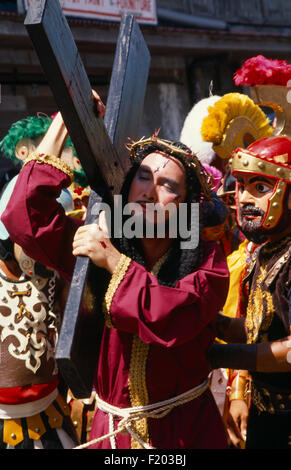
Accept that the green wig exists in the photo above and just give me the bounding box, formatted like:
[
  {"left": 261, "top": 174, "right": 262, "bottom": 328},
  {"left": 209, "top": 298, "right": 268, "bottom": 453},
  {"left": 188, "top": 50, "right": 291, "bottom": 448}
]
[{"left": 0, "top": 115, "right": 88, "bottom": 186}]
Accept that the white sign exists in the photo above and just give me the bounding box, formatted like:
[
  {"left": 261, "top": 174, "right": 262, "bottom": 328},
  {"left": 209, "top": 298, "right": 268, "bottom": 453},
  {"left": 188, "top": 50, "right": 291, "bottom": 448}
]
[{"left": 24, "top": 0, "right": 157, "bottom": 25}]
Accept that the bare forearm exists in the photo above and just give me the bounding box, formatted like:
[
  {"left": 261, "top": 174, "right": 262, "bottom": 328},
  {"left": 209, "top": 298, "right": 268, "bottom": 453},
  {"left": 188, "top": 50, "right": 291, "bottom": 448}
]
[
  {"left": 35, "top": 90, "right": 105, "bottom": 158},
  {"left": 104, "top": 247, "right": 122, "bottom": 275},
  {"left": 256, "top": 336, "right": 291, "bottom": 372},
  {"left": 37, "top": 111, "right": 68, "bottom": 157}
]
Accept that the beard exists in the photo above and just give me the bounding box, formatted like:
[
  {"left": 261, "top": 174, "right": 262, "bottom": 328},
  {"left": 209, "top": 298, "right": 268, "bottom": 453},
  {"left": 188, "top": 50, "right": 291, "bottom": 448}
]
[{"left": 237, "top": 204, "right": 268, "bottom": 244}]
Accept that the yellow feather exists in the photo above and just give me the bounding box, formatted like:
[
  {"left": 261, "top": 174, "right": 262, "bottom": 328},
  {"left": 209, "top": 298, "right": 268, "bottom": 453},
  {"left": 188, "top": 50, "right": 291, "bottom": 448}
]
[{"left": 201, "top": 93, "right": 273, "bottom": 145}]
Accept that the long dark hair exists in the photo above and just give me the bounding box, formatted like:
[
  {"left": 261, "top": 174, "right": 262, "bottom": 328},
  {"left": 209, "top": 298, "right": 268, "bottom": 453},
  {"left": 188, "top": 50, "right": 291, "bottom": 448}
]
[{"left": 111, "top": 138, "right": 213, "bottom": 286}]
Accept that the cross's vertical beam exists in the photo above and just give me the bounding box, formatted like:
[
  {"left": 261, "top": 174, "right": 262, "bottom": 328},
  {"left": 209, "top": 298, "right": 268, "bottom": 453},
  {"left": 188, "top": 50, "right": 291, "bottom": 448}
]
[
  {"left": 105, "top": 14, "right": 150, "bottom": 168},
  {"left": 25, "top": 0, "right": 124, "bottom": 194}
]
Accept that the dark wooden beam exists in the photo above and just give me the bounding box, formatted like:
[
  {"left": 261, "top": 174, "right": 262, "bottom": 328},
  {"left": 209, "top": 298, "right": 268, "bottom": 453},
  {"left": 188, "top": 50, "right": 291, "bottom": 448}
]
[
  {"left": 24, "top": 0, "right": 150, "bottom": 398},
  {"left": 24, "top": 0, "right": 124, "bottom": 195}
]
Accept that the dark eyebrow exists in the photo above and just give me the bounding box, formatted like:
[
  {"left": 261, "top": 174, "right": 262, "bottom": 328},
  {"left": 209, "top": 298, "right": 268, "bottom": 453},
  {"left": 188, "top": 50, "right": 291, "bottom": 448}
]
[
  {"left": 249, "top": 176, "right": 274, "bottom": 185},
  {"left": 236, "top": 176, "right": 274, "bottom": 185}
]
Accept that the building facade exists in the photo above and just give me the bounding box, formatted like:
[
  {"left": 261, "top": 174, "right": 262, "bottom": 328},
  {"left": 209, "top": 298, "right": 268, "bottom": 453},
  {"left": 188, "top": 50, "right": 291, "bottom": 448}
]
[{"left": 0, "top": 0, "right": 291, "bottom": 145}]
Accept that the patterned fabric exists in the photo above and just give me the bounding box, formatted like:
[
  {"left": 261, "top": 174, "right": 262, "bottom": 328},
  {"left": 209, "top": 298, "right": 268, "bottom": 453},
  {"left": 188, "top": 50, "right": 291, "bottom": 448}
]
[
  {"left": 0, "top": 269, "right": 60, "bottom": 381},
  {"left": 245, "top": 235, "right": 291, "bottom": 347},
  {"left": 0, "top": 394, "right": 77, "bottom": 449},
  {"left": 242, "top": 234, "right": 291, "bottom": 448}
]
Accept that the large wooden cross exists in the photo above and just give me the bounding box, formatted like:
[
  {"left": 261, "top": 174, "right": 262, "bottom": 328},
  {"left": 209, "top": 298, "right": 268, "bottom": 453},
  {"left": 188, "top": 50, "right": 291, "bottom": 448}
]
[{"left": 24, "top": 0, "right": 150, "bottom": 398}]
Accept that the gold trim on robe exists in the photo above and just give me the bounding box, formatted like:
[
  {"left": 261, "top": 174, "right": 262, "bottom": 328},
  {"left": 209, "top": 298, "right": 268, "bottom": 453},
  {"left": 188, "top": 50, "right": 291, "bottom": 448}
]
[
  {"left": 128, "top": 251, "right": 170, "bottom": 449},
  {"left": 102, "top": 250, "right": 170, "bottom": 449},
  {"left": 103, "top": 254, "right": 132, "bottom": 328},
  {"left": 24, "top": 152, "right": 74, "bottom": 182}
]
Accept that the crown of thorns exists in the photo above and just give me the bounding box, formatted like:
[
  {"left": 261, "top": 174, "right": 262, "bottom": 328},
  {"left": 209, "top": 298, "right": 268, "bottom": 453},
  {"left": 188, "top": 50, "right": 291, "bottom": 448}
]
[{"left": 126, "top": 134, "right": 214, "bottom": 201}]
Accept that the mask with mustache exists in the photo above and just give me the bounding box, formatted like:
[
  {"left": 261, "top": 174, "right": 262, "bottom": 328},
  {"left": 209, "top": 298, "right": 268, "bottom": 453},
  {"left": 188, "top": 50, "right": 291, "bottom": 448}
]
[{"left": 237, "top": 204, "right": 268, "bottom": 244}]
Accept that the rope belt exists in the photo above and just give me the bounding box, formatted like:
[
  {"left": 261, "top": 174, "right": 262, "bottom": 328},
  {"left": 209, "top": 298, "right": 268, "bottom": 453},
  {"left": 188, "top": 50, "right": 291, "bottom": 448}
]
[{"left": 74, "top": 376, "right": 210, "bottom": 450}]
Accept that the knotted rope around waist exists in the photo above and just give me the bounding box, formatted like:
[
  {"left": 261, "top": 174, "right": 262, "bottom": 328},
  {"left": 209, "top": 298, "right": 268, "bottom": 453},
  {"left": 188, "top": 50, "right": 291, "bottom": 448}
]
[{"left": 74, "top": 376, "right": 210, "bottom": 449}]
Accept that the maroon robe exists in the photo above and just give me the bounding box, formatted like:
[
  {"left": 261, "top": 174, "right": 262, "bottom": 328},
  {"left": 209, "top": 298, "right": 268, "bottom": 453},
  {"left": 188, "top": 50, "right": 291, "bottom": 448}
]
[{"left": 2, "top": 160, "right": 229, "bottom": 449}]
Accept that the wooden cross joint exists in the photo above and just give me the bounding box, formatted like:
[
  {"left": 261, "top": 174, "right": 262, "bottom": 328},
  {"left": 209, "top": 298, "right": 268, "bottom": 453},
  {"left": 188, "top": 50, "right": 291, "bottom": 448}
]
[{"left": 24, "top": 0, "right": 150, "bottom": 398}]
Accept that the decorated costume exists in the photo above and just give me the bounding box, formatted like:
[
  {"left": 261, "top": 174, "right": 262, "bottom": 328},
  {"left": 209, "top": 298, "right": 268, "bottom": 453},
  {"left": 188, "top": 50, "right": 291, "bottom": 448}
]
[
  {"left": 0, "top": 177, "right": 78, "bottom": 449},
  {"left": 229, "top": 136, "right": 291, "bottom": 448},
  {"left": 209, "top": 135, "right": 291, "bottom": 449},
  {"left": 205, "top": 57, "right": 291, "bottom": 448},
  {"left": 181, "top": 92, "right": 274, "bottom": 428},
  {"left": 2, "top": 136, "right": 230, "bottom": 449}
]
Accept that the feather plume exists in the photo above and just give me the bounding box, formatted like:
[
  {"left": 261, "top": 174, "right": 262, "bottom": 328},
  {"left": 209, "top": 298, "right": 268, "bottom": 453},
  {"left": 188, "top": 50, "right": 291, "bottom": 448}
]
[
  {"left": 180, "top": 96, "right": 221, "bottom": 164},
  {"left": 201, "top": 93, "right": 273, "bottom": 145},
  {"left": 234, "top": 55, "right": 291, "bottom": 86}
]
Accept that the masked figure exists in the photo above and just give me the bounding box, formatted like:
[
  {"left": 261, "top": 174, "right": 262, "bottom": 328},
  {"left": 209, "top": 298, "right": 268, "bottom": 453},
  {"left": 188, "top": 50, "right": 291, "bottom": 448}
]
[{"left": 209, "top": 134, "right": 291, "bottom": 449}]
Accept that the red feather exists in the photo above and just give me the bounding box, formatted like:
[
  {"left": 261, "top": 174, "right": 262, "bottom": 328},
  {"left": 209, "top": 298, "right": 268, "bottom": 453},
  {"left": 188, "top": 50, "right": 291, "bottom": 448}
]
[{"left": 234, "top": 55, "right": 291, "bottom": 86}]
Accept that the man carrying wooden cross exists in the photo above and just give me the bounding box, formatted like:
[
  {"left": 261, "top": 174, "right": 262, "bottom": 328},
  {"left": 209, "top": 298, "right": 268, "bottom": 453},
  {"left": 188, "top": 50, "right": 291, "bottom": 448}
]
[{"left": 2, "top": 94, "right": 232, "bottom": 448}]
